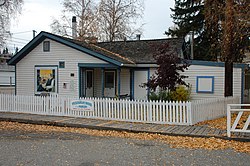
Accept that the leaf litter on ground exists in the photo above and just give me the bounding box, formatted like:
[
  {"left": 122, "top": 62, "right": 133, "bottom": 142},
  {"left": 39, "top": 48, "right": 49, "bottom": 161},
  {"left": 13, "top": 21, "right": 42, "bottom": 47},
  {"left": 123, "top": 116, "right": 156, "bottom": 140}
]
[
  {"left": 196, "top": 112, "right": 250, "bottom": 130},
  {"left": 0, "top": 121, "right": 249, "bottom": 154}
]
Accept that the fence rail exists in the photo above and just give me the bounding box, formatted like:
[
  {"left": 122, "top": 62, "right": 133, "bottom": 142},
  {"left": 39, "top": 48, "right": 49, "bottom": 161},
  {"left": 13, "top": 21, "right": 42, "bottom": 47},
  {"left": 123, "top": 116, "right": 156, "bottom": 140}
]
[
  {"left": 0, "top": 94, "right": 240, "bottom": 126},
  {"left": 227, "top": 104, "right": 250, "bottom": 137}
]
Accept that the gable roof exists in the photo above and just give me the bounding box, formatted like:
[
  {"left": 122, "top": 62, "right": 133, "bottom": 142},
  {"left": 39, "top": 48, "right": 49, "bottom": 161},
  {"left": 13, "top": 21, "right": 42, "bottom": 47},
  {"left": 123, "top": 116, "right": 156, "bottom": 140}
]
[
  {"left": 8, "top": 31, "right": 133, "bottom": 66},
  {"left": 8, "top": 31, "right": 184, "bottom": 66},
  {"left": 66, "top": 38, "right": 135, "bottom": 64},
  {"left": 96, "top": 38, "right": 184, "bottom": 64}
]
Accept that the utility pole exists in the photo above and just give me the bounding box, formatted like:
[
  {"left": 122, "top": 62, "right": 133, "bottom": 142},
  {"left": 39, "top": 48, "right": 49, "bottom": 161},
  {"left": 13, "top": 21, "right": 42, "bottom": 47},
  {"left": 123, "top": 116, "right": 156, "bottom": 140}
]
[{"left": 190, "top": 31, "right": 194, "bottom": 60}]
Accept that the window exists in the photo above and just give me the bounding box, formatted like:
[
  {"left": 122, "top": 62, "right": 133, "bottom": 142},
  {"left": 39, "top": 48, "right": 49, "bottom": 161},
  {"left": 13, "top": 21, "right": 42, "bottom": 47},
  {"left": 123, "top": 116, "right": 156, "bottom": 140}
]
[
  {"left": 43, "top": 41, "right": 50, "bottom": 52},
  {"left": 59, "top": 61, "right": 65, "bottom": 68},
  {"left": 105, "top": 71, "right": 115, "bottom": 88},
  {"left": 35, "top": 66, "right": 57, "bottom": 94},
  {"left": 196, "top": 76, "right": 214, "bottom": 93},
  {"left": 86, "top": 70, "right": 93, "bottom": 88}
]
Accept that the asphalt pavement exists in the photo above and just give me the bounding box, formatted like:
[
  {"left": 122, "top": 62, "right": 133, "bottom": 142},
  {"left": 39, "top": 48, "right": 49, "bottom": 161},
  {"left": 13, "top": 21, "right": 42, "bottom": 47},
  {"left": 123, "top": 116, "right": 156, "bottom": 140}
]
[{"left": 0, "top": 129, "right": 250, "bottom": 166}]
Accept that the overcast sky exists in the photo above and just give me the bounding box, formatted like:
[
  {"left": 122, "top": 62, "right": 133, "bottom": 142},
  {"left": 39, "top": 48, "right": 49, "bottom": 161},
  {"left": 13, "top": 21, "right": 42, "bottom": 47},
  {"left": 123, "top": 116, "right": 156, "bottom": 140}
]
[{"left": 8, "top": 0, "right": 175, "bottom": 52}]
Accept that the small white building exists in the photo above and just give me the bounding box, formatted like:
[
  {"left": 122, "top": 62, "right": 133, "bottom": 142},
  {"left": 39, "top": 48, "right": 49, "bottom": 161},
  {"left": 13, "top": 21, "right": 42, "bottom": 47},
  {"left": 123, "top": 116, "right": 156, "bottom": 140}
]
[
  {"left": 8, "top": 31, "right": 246, "bottom": 102},
  {"left": 0, "top": 53, "right": 15, "bottom": 94}
]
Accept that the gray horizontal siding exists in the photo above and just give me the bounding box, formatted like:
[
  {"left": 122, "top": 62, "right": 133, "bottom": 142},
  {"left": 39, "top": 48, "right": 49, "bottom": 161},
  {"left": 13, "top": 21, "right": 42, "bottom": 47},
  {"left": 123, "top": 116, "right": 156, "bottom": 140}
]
[
  {"left": 147, "top": 65, "right": 242, "bottom": 101},
  {"left": 185, "top": 65, "right": 242, "bottom": 100},
  {"left": 16, "top": 39, "right": 107, "bottom": 96}
]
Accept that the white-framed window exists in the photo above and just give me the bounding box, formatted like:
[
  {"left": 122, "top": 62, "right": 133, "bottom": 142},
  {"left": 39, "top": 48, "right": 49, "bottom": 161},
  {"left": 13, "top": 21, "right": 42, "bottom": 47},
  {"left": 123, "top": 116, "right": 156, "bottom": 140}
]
[{"left": 35, "top": 66, "right": 57, "bottom": 94}]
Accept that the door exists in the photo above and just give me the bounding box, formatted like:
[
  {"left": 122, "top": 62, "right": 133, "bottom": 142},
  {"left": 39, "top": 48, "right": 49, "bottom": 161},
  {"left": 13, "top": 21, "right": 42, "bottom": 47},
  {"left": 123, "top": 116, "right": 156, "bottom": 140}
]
[
  {"left": 244, "top": 72, "right": 250, "bottom": 103},
  {"left": 104, "top": 71, "right": 116, "bottom": 97},
  {"left": 134, "top": 70, "right": 148, "bottom": 100},
  {"left": 85, "top": 70, "right": 93, "bottom": 97}
]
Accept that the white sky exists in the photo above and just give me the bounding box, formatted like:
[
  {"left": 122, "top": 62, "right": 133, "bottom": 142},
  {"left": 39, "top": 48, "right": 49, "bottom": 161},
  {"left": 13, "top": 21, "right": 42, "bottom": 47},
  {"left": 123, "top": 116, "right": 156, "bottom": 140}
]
[{"left": 7, "top": 0, "right": 175, "bottom": 52}]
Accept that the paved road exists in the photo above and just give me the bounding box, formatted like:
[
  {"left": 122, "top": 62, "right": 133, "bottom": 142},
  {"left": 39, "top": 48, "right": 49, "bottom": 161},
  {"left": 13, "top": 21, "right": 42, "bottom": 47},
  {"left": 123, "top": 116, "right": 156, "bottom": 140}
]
[{"left": 0, "top": 130, "right": 249, "bottom": 166}]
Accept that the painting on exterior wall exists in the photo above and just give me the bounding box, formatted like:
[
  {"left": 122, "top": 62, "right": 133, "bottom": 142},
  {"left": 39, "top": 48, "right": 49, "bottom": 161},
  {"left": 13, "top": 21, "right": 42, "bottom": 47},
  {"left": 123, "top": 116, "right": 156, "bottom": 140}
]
[{"left": 35, "top": 66, "right": 57, "bottom": 94}]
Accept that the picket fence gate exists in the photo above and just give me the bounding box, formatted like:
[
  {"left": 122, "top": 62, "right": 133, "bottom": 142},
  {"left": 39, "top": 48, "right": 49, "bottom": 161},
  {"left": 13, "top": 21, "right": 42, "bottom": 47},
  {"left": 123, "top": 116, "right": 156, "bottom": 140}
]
[
  {"left": 227, "top": 104, "right": 250, "bottom": 137},
  {"left": 0, "top": 94, "right": 240, "bottom": 125}
]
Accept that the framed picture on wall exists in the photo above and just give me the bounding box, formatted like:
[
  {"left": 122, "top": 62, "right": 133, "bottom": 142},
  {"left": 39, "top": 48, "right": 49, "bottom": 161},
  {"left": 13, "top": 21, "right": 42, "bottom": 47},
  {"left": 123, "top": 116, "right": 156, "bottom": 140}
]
[{"left": 35, "top": 66, "right": 57, "bottom": 94}]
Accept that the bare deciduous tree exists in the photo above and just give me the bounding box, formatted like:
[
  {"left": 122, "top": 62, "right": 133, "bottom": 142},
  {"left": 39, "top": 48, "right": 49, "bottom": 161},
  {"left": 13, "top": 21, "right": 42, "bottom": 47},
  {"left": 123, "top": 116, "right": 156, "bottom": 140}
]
[
  {"left": 51, "top": 0, "right": 144, "bottom": 42},
  {"left": 0, "top": 0, "right": 23, "bottom": 47},
  {"left": 97, "top": 0, "right": 144, "bottom": 41},
  {"left": 51, "top": 0, "right": 98, "bottom": 41}
]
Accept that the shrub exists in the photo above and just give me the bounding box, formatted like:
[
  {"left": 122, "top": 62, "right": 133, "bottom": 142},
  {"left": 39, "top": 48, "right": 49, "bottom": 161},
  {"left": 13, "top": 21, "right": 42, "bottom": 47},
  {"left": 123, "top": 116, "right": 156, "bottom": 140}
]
[
  {"left": 149, "top": 91, "right": 160, "bottom": 101},
  {"left": 149, "top": 85, "right": 191, "bottom": 101},
  {"left": 149, "top": 90, "right": 171, "bottom": 101},
  {"left": 171, "top": 85, "right": 191, "bottom": 101}
]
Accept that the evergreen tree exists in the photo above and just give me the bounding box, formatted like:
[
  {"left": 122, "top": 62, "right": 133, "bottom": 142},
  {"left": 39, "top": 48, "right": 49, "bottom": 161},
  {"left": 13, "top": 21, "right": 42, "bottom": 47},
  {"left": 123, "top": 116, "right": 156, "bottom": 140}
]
[
  {"left": 168, "top": 0, "right": 249, "bottom": 63},
  {"left": 166, "top": 0, "right": 224, "bottom": 61},
  {"left": 166, "top": 0, "right": 215, "bottom": 60}
]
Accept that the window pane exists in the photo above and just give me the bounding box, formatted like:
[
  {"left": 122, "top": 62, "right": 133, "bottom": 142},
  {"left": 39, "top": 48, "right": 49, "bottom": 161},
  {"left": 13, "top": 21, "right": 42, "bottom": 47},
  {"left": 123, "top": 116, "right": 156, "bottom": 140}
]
[
  {"left": 86, "top": 71, "right": 92, "bottom": 88},
  {"left": 59, "top": 61, "right": 65, "bottom": 68},
  {"left": 105, "top": 72, "right": 114, "bottom": 88},
  {"left": 43, "top": 41, "right": 50, "bottom": 52}
]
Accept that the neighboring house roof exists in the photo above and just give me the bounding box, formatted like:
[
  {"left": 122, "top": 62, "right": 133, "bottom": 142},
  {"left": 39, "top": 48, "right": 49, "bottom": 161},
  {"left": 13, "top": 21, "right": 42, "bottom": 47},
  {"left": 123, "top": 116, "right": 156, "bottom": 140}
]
[
  {"left": 8, "top": 31, "right": 184, "bottom": 66},
  {"left": 0, "top": 64, "right": 15, "bottom": 72},
  {"left": 97, "top": 38, "right": 185, "bottom": 64}
]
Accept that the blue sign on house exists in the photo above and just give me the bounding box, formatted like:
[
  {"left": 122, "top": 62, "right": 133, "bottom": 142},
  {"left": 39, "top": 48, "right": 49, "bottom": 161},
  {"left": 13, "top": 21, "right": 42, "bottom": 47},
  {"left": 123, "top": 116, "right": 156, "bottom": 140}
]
[{"left": 70, "top": 100, "right": 94, "bottom": 111}]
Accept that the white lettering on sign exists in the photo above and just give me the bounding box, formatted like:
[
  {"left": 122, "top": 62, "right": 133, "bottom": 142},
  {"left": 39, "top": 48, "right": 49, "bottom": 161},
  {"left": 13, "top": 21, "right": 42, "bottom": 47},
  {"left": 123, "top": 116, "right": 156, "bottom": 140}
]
[{"left": 70, "top": 99, "right": 94, "bottom": 111}]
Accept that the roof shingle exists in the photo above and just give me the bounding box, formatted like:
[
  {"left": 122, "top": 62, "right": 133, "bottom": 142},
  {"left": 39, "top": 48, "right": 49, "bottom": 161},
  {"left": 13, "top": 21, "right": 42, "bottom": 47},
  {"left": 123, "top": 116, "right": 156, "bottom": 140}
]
[{"left": 96, "top": 38, "right": 184, "bottom": 64}]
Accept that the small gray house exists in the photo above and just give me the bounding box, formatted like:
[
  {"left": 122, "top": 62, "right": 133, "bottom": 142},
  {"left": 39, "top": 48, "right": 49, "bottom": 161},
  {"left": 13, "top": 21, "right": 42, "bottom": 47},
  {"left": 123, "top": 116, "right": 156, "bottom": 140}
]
[{"left": 8, "top": 31, "right": 246, "bottom": 102}]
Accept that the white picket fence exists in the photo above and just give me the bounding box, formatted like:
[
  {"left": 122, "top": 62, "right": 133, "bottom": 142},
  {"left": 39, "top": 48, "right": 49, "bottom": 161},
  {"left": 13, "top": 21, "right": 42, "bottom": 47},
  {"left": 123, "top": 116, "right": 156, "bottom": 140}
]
[
  {"left": 0, "top": 94, "right": 240, "bottom": 125},
  {"left": 191, "top": 97, "right": 240, "bottom": 124}
]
